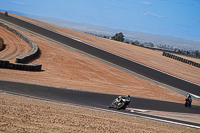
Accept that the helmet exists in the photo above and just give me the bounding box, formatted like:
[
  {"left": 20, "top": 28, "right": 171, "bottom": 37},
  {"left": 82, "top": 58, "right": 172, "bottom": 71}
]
[{"left": 127, "top": 95, "right": 130, "bottom": 98}]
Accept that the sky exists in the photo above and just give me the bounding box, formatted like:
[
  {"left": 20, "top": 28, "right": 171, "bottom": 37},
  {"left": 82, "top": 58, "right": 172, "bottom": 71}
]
[{"left": 0, "top": 0, "right": 200, "bottom": 42}]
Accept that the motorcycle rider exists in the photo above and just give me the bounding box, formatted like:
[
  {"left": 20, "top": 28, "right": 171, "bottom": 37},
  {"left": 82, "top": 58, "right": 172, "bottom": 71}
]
[
  {"left": 185, "top": 93, "right": 192, "bottom": 108},
  {"left": 5, "top": 11, "right": 8, "bottom": 16},
  {"left": 117, "top": 95, "right": 130, "bottom": 104},
  {"left": 108, "top": 95, "right": 130, "bottom": 109}
]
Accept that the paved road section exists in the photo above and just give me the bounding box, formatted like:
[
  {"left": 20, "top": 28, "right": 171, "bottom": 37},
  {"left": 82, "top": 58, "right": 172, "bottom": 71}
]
[
  {"left": 0, "top": 80, "right": 200, "bottom": 127},
  {"left": 1, "top": 80, "right": 200, "bottom": 114},
  {"left": 0, "top": 13, "right": 199, "bottom": 96}
]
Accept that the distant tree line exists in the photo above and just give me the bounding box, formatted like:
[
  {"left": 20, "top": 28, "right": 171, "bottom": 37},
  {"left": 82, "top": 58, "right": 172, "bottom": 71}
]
[
  {"left": 86, "top": 31, "right": 200, "bottom": 58},
  {"left": 111, "top": 32, "right": 124, "bottom": 42}
]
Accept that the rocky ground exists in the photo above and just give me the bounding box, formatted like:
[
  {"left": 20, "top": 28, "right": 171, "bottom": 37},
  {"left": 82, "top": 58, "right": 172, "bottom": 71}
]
[{"left": 0, "top": 11, "right": 200, "bottom": 132}]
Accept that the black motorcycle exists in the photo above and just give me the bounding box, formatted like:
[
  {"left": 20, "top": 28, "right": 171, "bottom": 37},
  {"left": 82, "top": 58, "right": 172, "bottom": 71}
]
[
  {"left": 185, "top": 99, "right": 192, "bottom": 108},
  {"left": 185, "top": 94, "right": 192, "bottom": 108},
  {"left": 108, "top": 96, "right": 130, "bottom": 110}
]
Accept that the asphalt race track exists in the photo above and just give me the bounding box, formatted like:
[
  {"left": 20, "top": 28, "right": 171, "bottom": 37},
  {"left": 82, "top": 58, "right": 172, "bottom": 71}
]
[
  {"left": 0, "top": 13, "right": 200, "bottom": 127},
  {"left": 0, "top": 80, "right": 200, "bottom": 127},
  {"left": 0, "top": 13, "right": 199, "bottom": 96},
  {"left": 1, "top": 80, "right": 200, "bottom": 114}
]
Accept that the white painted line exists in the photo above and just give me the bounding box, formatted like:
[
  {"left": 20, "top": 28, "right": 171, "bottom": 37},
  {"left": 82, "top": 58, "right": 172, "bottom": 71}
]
[
  {"left": 136, "top": 114, "right": 200, "bottom": 129},
  {"left": 190, "top": 93, "right": 200, "bottom": 99},
  {"left": 126, "top": 108, "right": 149, "bottom": 112},
  {"left": 72, "top": 38, "right": 82, "bottom": 42}
]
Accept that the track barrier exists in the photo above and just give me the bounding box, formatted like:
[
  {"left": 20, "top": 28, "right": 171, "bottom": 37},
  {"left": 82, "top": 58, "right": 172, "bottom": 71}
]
[
  {"left": 0, "top": 37, "right": 5, "bottom": 51},
  {"left": 0, "top": 21, "right": 42, "bottom": 71},
  {"left": 163, "top": 52, "right": 200, "bottom": 68},
  {"left": 0, "top": 60, "right": 42, "bottom": 71}
]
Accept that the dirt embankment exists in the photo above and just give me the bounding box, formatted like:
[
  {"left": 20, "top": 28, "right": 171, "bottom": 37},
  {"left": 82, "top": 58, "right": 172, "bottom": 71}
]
[
  {"left": 0, "top": 26, "right": 31, "bottom": 63},
  {"left": 0, "top": 36, "right": 4, "bottom": 51}
]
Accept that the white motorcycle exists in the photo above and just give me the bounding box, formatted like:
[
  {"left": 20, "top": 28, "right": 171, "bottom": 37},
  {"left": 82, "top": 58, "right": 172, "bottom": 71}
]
[{"left": 108, "top": 95, "right": 130, "bottom": 110}]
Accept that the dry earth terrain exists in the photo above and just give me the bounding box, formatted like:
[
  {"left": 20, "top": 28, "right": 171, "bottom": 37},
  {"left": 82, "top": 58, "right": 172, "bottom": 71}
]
[
  {"left": 0, "top": 36, "right": 4, "bottom": 51},
  {"left": 0, "top": 12, "right": 200, "bottom": 132},
  {"left": 0, "top": 26, "right": 31, "bottom": 63}
]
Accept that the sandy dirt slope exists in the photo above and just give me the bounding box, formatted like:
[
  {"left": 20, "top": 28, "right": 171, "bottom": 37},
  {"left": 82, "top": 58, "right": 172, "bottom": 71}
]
[
  {"left": 0, "top": 26, "right": 31, "bottom": 63},
  {"left": 8, "top": 12, "right": 200, "bottom": 85},
  {"left": 0, "top": 36, "right": 4, "bottom": 50},
  {"left": 1, "top": 93, "right": 199, "bottom": 133}
]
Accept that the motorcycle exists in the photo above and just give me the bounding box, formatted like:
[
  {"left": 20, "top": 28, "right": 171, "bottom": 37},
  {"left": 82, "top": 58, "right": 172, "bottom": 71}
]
[
  {"left": 5, "top": 11, "right": 8, "bottom": 16},
  {"left": 108, "top": 96, "right": 130, "bottom": 110},
  {"left": 185, "top": 94, "right": 192, "bottom": 108},
  {"left": 185, "top": 99, "right": 192, "bottom": 108}
]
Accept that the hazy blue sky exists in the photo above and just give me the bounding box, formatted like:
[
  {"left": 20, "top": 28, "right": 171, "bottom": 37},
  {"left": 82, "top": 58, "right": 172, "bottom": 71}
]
[{"left": 0, "top": 0, "right": 200, "bottom": 42}]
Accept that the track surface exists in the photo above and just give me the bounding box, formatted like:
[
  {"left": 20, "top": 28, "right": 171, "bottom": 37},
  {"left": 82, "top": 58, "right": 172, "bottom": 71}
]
[
  {"left": 1, "top": 80, "right": 200, "bottom": 114},
  {"left": 1, "top": 80, "right": 200, "bottom": 127},
  {"left": 0, "top": 13, "right": 199, "bottom": 96}
]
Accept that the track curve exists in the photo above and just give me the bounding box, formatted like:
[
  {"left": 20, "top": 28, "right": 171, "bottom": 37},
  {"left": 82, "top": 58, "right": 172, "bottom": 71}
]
[
  {"left": 0, "top": 13, "right": 199, "bottom": 96},
  {"left": 0, "top": 26, "right": 31, "bottom": 62},
  {"left": 0, "top": 80, "right": 200, "bottom": 127},
  {"left": 1, "top": 80, "right": 200, "bottom": 114}
]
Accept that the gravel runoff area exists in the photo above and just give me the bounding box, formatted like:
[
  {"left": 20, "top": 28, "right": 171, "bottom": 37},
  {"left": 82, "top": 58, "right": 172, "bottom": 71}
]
[
  {"left": 0, "top": 11, "right": 200, "bottom": 132},
  {"left": 1, "top": 93, "right": 200, "bottom": 133}
]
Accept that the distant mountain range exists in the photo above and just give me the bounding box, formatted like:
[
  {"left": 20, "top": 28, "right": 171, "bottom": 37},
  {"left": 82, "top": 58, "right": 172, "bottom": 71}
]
[
  {"left": 27, "top": 15, "right": 200, "bottom": 51},
  {"left": 3, "top": 10, "right": 200, "bottom": 51}
]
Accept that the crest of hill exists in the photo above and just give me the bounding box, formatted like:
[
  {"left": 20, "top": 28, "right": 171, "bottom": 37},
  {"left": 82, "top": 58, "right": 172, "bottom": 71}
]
[{"left": 25, "top": 14, "right": 200, "bottom": 51}]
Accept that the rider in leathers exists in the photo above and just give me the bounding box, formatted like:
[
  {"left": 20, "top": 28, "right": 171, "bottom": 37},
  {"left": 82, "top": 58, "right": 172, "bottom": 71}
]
[
  {"left": 112, "top": 95, "right": 130, "bottom": 108},
  {"left": 185, "top": 94, "right": 192, "bottom": 107}
]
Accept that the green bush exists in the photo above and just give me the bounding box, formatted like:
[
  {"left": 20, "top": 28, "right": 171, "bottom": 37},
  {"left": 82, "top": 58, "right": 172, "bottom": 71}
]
[{"left": 111, "top": 32, "right": 125, "bottom": 42}]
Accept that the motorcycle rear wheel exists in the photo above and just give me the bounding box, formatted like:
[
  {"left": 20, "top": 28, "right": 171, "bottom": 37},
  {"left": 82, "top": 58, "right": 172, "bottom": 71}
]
[{"left": 116, "top": 102, "right": 125, "bottom": 110}]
